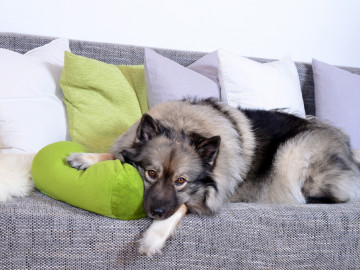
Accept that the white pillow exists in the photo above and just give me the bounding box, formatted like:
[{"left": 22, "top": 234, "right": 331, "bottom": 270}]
[
  {"left": 0, "top": 38, "right": 70, "bottom": 154},
  {"left": 218, "top": 49, "right": 305, "bottom": 117}
]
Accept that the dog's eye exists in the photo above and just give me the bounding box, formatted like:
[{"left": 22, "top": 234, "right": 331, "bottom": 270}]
[
  {"left": 175, "top": 177, "right": 186, "bottom": 186},
  {"left": 147, "top": 170, "right": 157, "bottom": 178}
]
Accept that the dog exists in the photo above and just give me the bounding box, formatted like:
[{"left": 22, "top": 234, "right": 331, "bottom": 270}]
[{"left": 67, "top": 98, "right": 360, "bottom": 256}]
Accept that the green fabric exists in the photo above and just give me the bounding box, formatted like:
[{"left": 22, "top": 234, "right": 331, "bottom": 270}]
[
  {"left": 32, "top": 141, "right": 146, "bottom": 220},
  {"left": 60, "top": 52, "right": 148, "bottom": 153}
]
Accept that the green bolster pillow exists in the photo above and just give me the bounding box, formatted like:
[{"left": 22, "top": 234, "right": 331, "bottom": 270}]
[{"left": 32, "top": 141, "right": 146, "bottom": 220}]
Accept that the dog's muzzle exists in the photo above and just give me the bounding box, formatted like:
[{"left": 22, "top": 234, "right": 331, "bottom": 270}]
[{"left": 144, "top": 180, "right": 180, "bottom": 220}]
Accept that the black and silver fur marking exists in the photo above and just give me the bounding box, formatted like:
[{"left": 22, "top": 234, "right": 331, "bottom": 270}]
[{"left": 108, "top": 99, "right": 360, "bottom": 215}]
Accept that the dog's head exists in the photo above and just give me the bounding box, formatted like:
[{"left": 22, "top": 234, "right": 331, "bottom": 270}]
[{"left": 121, "top": 114, "right": 220, "bottom": 220}]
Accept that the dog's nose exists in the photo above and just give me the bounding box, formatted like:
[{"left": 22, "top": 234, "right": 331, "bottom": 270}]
[{"left": 150, "top": 207, "right": 166, "bottom": 218}]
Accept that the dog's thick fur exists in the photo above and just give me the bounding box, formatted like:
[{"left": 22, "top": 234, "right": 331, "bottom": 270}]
[
  {"left": 67, "top": 98, "right": 360, "bottom": 256},
  {"left": 0, "top": 153, "right": 35, "bottom": 202}
]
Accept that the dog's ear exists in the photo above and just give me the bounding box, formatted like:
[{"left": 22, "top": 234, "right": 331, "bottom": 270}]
[
  {"left": 136, "top": 114, "right": 160, "bottom": 143},
  {"left": 190, "top": 133, "right": 221, "bottom": 168}
]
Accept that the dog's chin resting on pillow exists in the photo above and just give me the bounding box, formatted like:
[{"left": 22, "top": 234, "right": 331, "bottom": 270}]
[
  {"left": 67, "top": 99, "right": 360, "bottom": 257},
  {"left": 0, "top": 153, "right": 35, "bottom": 202}
]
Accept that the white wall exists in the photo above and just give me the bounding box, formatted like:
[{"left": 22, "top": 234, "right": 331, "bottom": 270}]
[{"left": 1, "top": 0, "right": 360, "bottom": 67}]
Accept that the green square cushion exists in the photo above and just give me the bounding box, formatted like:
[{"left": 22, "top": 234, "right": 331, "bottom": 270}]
[
  {"left": 32, "top": 141, "right": 146, "bottom": 220},
  {"left": 60, "top": 51, "right": 148, "bottom": 153}
]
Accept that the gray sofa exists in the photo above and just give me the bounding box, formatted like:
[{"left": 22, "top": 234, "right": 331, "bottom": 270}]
[{"left": 1, "top": 32, "right": 360, "bottom": 269}]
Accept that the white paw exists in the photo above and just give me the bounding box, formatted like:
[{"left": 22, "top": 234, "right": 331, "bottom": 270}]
[
  {"left": 66, "top": 153, "right": 95, "bottom": 170},
  {"left": 138, "top": 224, "right": 167, "bottom": 257},
  {"left": 138, "top": 205, "right": 188, "bottom": 257}
]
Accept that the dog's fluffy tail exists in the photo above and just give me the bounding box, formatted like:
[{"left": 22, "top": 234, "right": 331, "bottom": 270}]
[{"left": 0, "top": 153, "right": 35, "bottom": 202}]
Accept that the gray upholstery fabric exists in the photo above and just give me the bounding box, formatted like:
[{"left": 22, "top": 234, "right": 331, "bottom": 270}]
[
  {"left": 2, "top": 192, "right": 360, "bottom": 269},
  {"left": 1, "top": 32, "right": 360, "bottom": 269}
]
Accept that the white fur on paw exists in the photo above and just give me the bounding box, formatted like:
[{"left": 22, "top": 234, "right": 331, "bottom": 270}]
[
  {"left": 66, "top": 153, "right": 95, "bottom": 170},
  {"left": 138, "top": 221, "right": 168, "bottom": 257},
  {"left": 0, "top": 153, "right": 35, "bottom": 202},
  {"left": 138, "top": 205, "right": 187, "bottom": 257}
]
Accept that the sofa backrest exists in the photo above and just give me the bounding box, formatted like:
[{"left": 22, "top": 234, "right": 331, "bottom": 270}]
[{"left": 1, "top": 32, "right": 360, "bottom": 116}]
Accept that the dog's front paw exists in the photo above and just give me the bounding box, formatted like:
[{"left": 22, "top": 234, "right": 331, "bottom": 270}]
[
  {"left": 66, "top": 153, "right": 95, "bottom": 170},
  {"left": 138, "top": 224, "right": 166, "bottom": 257},
  {"left": 138, "top": 205, "right": 187, "bottom": 257}
]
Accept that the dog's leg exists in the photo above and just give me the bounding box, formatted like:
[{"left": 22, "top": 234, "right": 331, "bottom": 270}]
[
  {"left": 139, "top": 204, "right": 187, "bottom": 257},
  {"left": 260, "top": 141, "right": 311, "bottom": 204},
  {"left": 66, "top": 153, "right": 115, "bottom": 170}
]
